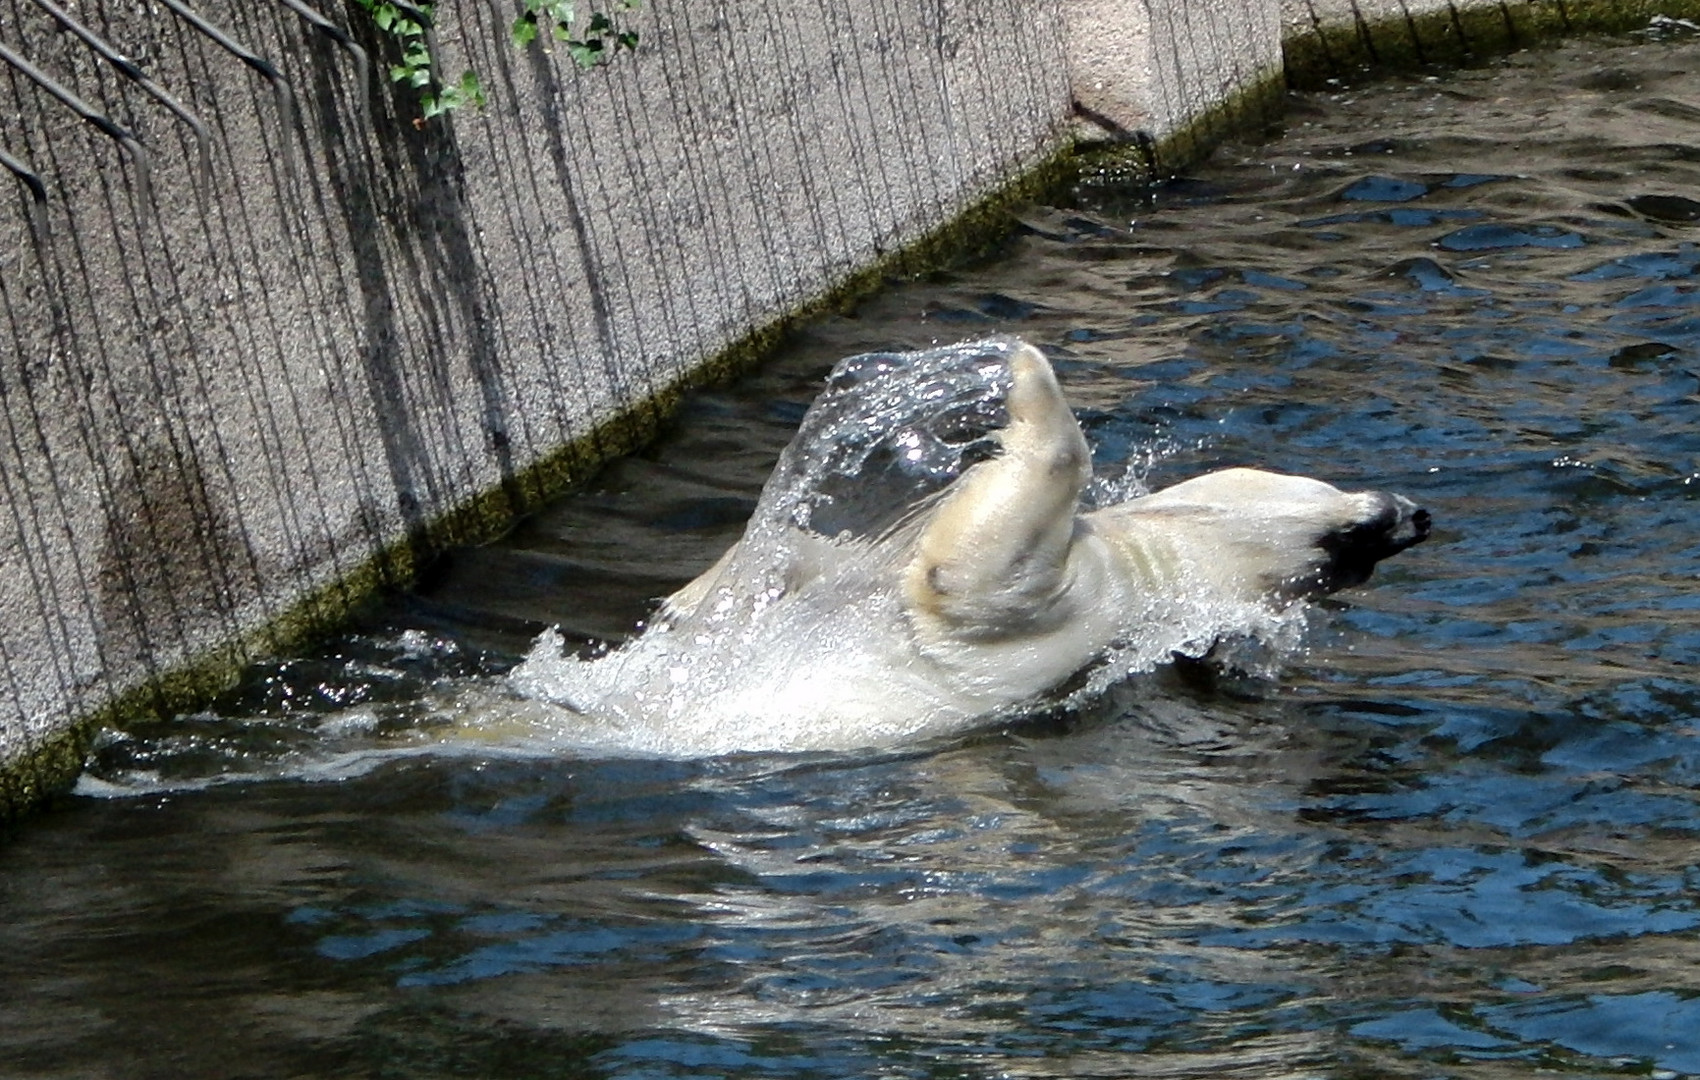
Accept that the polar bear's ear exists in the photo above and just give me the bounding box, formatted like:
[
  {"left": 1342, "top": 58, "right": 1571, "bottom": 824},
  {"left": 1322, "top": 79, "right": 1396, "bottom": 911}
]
[{"left": 904, "top": 342, "right": 1091, "bottom": 633}]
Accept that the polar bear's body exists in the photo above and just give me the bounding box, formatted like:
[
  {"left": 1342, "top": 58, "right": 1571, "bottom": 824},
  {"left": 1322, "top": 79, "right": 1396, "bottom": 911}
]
[{"left": 513, "top": 339, "right": 1428, "bottom": 754}]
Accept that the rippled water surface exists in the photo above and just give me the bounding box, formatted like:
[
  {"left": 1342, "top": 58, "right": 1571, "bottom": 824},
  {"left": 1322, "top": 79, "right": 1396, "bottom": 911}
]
[{"left": 8, "top": 32, "right": 1700, "bottom": 1079}]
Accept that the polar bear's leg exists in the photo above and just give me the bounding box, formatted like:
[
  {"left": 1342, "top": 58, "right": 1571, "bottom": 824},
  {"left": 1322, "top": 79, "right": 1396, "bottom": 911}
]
[{"left": 904, "top": 343, "right": 1090, "bottom": 635}]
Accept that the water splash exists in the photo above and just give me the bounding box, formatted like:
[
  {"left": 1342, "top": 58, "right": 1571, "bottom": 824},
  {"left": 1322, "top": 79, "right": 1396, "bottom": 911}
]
[{"left": 503, "top": 338, "right": 1314, "bottom": 756}]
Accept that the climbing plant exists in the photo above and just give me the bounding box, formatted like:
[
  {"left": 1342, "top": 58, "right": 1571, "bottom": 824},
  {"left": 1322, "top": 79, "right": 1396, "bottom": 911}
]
[
  {"left": 512, "top": 0, "right": 641, "bottom": 67},
  {"left": 352, "top": 0, "right": 641, "bottom": 120}
]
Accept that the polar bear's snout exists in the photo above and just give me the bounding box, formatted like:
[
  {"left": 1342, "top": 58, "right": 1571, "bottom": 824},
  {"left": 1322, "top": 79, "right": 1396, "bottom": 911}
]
[
  {"left": 1386, "top": 493, "right": 1432, "bottom": 549},
  {"left": 1317, "top": 491, "right": 1431, "bottom": 591}
]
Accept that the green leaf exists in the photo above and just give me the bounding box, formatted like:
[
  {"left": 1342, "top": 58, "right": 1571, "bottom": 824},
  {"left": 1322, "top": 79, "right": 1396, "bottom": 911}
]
[
  {"left": 456, "top": 70, "right": 486, "bottom": 106},
  {"left": 567, "top": 38, "right": 602, "bottom": 66},
  {"left": 373, "top": 3, "right": 394, "bottom": 30},
  {"left": 551, "top": 22, "right": 571, "bottom": 41},
  {"left": 511, "top": 16, "right": 539, "bottom": 46},
  {"left": 389, "top": 62, "right": 412, "bottom": 82}
]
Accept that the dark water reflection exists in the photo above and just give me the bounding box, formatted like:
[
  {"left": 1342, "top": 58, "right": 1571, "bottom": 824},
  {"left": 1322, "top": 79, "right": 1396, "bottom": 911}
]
[{"left": 8, "top": 31, "right": 1700, "bottom": 1080}]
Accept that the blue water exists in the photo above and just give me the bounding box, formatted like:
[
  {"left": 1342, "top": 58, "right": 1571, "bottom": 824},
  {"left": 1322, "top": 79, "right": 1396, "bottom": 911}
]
[{"left": 6, "top": 31, "right": 1700, "bottom": 1079}]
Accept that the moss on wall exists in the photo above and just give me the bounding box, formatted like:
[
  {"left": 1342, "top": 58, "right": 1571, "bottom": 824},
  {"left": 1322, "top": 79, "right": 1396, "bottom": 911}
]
[{"left": 1074, "top": 69, "right": 1287, "bottom": 189}]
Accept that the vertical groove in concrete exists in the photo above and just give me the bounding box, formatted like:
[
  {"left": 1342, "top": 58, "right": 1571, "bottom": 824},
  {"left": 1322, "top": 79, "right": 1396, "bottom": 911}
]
[{"left": 0, "top": 0, "right": 1290, "bottom": 815}]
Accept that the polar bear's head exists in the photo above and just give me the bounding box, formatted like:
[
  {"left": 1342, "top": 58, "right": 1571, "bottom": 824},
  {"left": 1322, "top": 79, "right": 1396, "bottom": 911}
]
[{"left": 1100, "top": 467, "right": 1431, "bottom": 604}]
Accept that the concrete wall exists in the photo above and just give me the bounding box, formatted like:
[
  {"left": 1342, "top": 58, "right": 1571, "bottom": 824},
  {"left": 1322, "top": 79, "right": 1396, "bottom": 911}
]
[
  {"left": 1067, "top": 0, "right": 1281, "bottom": 138},
  {"left": 11, "top": 0, "right": 1663, "bottom": 815}
]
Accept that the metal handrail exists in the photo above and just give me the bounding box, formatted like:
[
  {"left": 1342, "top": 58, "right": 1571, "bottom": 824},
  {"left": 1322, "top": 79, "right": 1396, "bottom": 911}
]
[
  {"left": 268, "top": 0, "right": 369, "bottom": 124},
  {"left": 155, "top": 0, "right": 298, "bottom": 180}
]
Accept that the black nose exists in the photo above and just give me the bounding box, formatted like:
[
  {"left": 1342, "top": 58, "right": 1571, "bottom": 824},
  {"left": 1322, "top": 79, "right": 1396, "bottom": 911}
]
[
  {"left": 1410, "top": 506, "right": 1433, "bottom": 541},
  {"left": 1375, "top": 492, "right": 1430, "bottom": 552}
]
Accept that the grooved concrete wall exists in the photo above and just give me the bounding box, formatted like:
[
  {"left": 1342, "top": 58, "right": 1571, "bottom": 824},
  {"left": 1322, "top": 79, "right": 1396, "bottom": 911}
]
[
  {"left": 1281, "top": 0, "right": 1700, "bottom": 86},
  {"left": 14, "top": 0, "right": 1638, "bottom": 811}
]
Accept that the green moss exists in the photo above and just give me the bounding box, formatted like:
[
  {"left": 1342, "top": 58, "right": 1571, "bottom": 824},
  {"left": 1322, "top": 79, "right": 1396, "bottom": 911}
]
[
  {"left": 0, "top": 727, "right": 89, "bottom": 822},
  {"left": 1286, "top": 0, "right": 1700, "bottom": 89},
  {"left": 1074, "top": 69, "right": 1287, "bottom": 187},
  {"left": 1155, "top": 70, "right": 1287, "bottom": 173}
]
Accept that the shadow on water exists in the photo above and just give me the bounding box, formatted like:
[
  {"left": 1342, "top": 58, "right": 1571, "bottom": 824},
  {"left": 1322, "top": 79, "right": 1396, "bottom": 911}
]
[{"left": 6, "top": 28, "right": 1700, "bottom": 1080}]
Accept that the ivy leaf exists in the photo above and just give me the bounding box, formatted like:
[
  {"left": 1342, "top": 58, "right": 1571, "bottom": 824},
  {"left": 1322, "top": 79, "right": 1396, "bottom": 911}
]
[
  {"left": 511, "top": 14, "right": 539, "bottom": 47},
  {"left": 457, "top": 69, "right": 486, "bottom": 105},
  {"left": 373, "top": 3, "right": 395, "bottom": 30},
  {"left": 567, "top": 38, "right": 603, "bottom": 66}
]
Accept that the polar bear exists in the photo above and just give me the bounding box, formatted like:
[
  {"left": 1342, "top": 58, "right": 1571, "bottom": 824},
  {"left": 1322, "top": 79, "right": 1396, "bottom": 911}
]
[{"left": 513, "top": 338, "right": 1429, "bottom": 754}]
